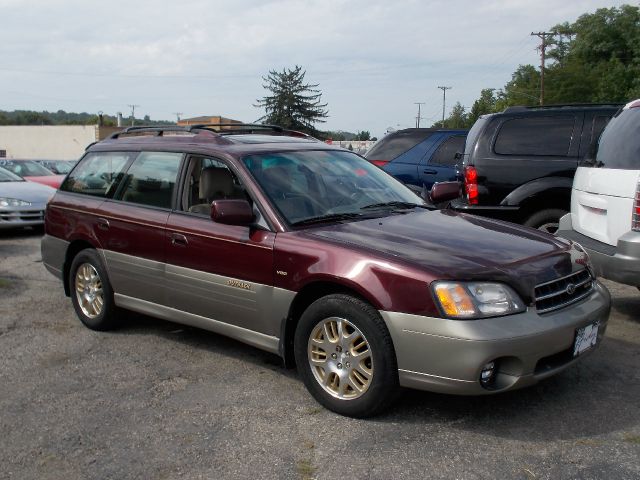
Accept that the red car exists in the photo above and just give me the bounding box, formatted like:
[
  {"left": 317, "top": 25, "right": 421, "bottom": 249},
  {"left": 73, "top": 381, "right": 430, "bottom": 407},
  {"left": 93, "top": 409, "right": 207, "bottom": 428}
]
[
  {"left": 0, "top": 159, "right": 65, "bottom": 188},
  {"left": 41, "top": 125, "right": 610, "bottom": 417}
]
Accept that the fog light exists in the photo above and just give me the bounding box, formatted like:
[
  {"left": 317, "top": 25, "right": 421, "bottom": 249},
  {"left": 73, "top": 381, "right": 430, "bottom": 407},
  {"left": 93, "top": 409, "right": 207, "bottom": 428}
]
[{"left": 480, "top": 361, "right": 496, "bottom": 387}]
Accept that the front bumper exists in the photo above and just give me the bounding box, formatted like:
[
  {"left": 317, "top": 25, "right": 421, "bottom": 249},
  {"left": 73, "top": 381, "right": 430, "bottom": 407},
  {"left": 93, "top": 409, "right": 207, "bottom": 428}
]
[
  {"left": 0, "top": 206, "right": 45, "bottom": 229},
  {"left": 380, "top": 281, "right": 611, "bottom": 395},
  {"left": 557, "top": 213, "right": 640, "bottom": 287}
]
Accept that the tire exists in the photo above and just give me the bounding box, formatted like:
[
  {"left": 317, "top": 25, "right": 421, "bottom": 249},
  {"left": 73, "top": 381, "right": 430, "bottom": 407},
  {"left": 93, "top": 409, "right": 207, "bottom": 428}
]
[
  {"left": 294, "top": 294, "right": 399, "bottom": 418},
  {"left": 69, "top": 248, "right": 119, "bottom": 331},
  {"left": 523, "top": 208, "right": 568, "bottom": 234}
]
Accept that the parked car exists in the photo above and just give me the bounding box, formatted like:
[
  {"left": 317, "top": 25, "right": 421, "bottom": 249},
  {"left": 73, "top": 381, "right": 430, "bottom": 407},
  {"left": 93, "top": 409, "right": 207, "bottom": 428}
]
[
  {"left": 558, "top": 99, "right": 640, "bottom": 290},
  {"left": 0, "top": 166, "right": 55, "bottom": 229},
  {"left": 42, "top": 124, "right": 610, "bottom": 417},
  {"left": 364, "top": 128, "right": 467, "bottom": 190},
  {"left": 34, "top": 159, "right": 75, "bottom": 175},
  {"left": 451, "top": 104, "right": 622, "bottom": 233},
  {"left": 0, "top": 159, "right": 65, "bottom": 188}
]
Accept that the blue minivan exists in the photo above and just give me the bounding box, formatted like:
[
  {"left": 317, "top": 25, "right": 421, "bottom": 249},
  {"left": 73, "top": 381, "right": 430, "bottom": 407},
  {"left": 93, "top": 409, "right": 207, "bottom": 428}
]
[{"left": 364, "top": 128, "right": 467, "bottom": 190}]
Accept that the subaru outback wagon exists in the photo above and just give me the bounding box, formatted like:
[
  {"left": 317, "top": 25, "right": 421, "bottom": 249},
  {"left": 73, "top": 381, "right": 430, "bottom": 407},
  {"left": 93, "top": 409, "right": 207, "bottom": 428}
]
[{"left": 42, "top": 124, "right": 611, "bottom": 417}]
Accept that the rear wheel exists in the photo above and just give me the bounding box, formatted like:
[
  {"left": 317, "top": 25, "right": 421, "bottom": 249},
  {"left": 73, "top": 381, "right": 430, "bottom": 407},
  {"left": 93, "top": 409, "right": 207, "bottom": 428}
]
[
  {"left": 294, "top": 294, "right": 399, "bottom": 417},
  {"left": 69, "top": 249, "right": 119, "bottom": 331},
  {"left": 523, "top": 208, "right": 568, "bottom": 234}
]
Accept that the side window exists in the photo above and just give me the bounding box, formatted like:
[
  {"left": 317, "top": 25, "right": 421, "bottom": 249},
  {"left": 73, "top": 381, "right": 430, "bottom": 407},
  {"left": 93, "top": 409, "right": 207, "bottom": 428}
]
[
  {"left": 183, "top": 156, "right": 246, "bottom": 215},
  {"left": 430, "top": 136, "right": 466, "bottom": 166},
  {"left": 590, "top": 115, "right": 610, "bottom": 149},
  {"left": 494, "top": 116, "right": 575, "bottom": 156},
  {"left": 118, "top": 152, "right": 182, "bottom": 209},
  {"left": 60, "top": 152, "right": 131, "bottom": 198}
]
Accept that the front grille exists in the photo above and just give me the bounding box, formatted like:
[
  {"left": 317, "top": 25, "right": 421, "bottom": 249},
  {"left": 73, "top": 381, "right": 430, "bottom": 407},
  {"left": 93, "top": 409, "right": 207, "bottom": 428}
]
[
  {"left": 0, "top": 209, "right": 44, "bottom": 222},
  {"left": 534, "top": 269, "right": 593, "bottom": 314}
]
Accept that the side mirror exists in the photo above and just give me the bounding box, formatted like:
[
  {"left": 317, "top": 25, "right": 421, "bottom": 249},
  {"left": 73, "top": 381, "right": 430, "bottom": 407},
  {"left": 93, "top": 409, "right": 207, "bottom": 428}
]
[
  {"left": 430, "top": 181, "right": 461, "bottom": 204},
  {"left": 210, "top": 199, "right": 255, "bottom": 225}
]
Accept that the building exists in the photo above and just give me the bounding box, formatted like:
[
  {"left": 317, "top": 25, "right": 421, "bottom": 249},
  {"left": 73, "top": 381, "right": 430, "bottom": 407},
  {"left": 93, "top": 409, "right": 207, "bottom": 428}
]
[
  {"left": 177, "top": 116, "right": 242, "bottom": 128},
  {"left": 0, "top": 125, "right": 123, "bottom": 160}
]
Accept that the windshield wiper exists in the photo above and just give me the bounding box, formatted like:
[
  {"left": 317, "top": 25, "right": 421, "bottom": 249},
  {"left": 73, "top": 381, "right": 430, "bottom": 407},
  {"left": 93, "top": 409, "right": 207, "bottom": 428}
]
[
  {"left": 291, "top": 212, "right": 363, "bottom": 227},
  {"left": 360, "top": 201, "right": 427, "bottom": 210}
]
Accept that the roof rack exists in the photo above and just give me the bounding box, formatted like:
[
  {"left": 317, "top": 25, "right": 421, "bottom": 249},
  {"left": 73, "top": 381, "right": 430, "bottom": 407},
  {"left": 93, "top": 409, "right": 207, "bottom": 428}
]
[
  {"left": 188, "top": 123, "right": 284, "bottom": 133},
  {"left": 504, "top": 103, "right": 623, "bottom": 113},
  {"left": 109, "top": 125, "right": 203, "bottom": 139}
]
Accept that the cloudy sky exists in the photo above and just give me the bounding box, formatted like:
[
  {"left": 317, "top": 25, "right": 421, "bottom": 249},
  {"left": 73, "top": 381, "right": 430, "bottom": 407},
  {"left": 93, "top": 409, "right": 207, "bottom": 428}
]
[{"left": 0, "top": 0, "right": 629, "bottom": 136}]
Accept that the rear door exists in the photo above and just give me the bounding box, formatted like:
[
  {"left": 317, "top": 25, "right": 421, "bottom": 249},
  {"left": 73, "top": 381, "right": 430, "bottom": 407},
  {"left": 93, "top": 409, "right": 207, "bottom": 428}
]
[
  {"left": 419, "top": 134, "right": 466, "bottom": 189},
  {"left": 572, "top": 107, "right": 640, "bottom": 245}
]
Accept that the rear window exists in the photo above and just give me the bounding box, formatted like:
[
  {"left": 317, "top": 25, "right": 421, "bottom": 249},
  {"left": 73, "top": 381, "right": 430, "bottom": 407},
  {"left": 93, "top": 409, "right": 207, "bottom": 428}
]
[
  {"left": 365, "top": 130, "right": 434, "bottom": 161},
  {"left": 589, "top": 107, "right": 640, "bottom": 170},
  {"left": 494, "top": 116, "right": 575, "bottom": 156}
]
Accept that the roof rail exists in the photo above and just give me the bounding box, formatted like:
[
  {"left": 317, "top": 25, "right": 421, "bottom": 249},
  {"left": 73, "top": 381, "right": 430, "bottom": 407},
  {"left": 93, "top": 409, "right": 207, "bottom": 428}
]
[
  {"left": 188, "top": 123, "right": 284, "bottom": 133},
  {"left": 504, "top": 103, "right": 623, "bottom": 113},
  {"left": 109, "top": 125, "right": 211, "bottom": 139}
]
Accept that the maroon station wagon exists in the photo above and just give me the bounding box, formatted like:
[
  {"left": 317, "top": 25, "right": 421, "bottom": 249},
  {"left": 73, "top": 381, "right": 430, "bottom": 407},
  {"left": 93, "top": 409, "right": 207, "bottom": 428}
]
[{"left": 42, "top": 124, "right": 611, "bottom": 417}]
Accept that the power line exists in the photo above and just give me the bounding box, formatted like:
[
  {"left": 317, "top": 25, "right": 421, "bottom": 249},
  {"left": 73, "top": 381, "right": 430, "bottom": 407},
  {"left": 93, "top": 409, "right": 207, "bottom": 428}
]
[
  {"left": 414, "top": 102, "right": 425, "bottom": 128},
  {"left": 531, "top": 31, "right": 555, "bottom": 105},
  {"left": 173, "top": 112, "right": 183, "bottom": 123},
  {"left": 437, "top": 86, "right": 452, "bottom": 125}
]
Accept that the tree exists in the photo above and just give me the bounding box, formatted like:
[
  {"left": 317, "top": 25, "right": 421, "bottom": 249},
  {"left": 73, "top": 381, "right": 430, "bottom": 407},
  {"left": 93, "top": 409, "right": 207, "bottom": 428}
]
[
  {"left": 255, "top": 65, "right": 328, "bottom": 135},
  {"left": 355, "top": 130, "right": 371, "bottom": 141},
  {"left": 467, "top": 88, "right": 498, "bottom": 126}
]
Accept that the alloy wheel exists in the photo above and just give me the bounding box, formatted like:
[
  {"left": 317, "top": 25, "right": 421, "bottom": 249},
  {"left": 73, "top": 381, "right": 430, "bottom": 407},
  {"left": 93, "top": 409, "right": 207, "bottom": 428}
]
[{"left": 74, "top": 263, "right": 104, "bottom": 318}]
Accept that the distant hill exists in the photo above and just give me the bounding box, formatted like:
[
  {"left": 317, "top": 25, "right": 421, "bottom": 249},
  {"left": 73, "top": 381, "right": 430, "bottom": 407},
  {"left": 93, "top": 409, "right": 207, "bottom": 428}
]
[{"left": 0, "top": 109, "right": 173, "bottom": 126}]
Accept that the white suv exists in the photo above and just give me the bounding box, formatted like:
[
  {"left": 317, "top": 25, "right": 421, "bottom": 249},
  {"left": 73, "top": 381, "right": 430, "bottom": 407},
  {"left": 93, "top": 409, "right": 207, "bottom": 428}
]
[{"left": 558, "top": 99, "right": 640, "bottom": 290}]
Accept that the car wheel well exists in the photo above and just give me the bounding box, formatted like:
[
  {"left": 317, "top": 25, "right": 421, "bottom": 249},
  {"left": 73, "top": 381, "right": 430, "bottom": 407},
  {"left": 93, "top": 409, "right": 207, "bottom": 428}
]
[
  {"left": 281, "top": 282, "right": 369, "bottom": 368},
  {"left": 518, "top": 192, "right": 570, "bottom": 222},
  {"left": 63, "top": 240, "right": 95, "bottom": 296}
]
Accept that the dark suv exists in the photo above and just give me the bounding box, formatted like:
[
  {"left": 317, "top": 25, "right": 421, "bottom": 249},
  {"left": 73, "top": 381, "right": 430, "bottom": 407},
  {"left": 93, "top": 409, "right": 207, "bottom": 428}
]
[
  {"left": 452, "top": 104, "right": 622, "bottom": 232},
  {"left": 42, "top": 124, "right": 610, "bottom": 417}
]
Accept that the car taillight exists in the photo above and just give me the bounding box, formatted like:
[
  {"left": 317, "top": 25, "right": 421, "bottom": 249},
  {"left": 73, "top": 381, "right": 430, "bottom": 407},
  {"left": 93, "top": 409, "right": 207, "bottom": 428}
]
[
  {"left": 633, "top": 180, "right": 640, "bottom": 232},
  {"left": 369, "top": 160, "right": 389, "bottom": 168},
  {"left": 464, "top": 165, "right": 478, "bottom": 205}
]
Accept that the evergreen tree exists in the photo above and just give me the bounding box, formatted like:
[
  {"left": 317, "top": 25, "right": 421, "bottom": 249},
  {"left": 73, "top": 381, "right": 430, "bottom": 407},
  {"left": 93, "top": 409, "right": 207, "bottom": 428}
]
[{"left": 255, "top": 65, "right": 328, "bottom": 135}]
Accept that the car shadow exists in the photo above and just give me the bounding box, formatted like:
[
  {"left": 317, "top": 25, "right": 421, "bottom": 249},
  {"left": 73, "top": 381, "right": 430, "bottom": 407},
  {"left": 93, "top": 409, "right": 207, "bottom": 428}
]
[
  {"left": 112, "top": 311, "right": 639, "bottom": 442},
  {"left": 611, "top": 293, "right": 640, "bottom": 323}
]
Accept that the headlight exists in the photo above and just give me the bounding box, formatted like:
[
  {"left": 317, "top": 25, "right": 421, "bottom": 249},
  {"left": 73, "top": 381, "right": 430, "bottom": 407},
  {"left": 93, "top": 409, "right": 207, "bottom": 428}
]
[
  {"left": 432, "top": 281, "right": 525, "bottom": 319},
  {"left": 0, "top": 197, "right": 31, "bottom": 207}
]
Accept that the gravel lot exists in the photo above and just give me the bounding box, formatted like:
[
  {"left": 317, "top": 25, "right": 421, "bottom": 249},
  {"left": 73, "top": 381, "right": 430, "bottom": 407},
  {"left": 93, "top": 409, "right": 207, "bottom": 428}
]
[{"left": 1, "top": 230, "right": 639, "bottom": 480}]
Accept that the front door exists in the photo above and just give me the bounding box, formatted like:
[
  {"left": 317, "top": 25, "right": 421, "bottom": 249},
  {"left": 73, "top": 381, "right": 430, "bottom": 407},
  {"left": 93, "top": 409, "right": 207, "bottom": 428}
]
[{"left": 164, "top": 155, "right": 278, "bottom": 337}]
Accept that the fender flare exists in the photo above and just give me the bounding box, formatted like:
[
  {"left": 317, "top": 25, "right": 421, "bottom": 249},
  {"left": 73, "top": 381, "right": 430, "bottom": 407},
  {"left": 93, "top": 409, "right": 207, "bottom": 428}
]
[{"left": 500, "top": 177, "right": 573, "bottom": 207}]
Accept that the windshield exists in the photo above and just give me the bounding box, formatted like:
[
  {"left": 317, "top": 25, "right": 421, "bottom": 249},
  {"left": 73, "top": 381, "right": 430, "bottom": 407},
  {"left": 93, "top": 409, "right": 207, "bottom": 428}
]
[
  {"left": 0, "top": 160, "right": 54, "bottom": 177},
  {"left": 0, "top": 166, "right": 24, "bottom": 182},
  {"left": 243, "top": 150, "right": 425, "bottom": 225}
]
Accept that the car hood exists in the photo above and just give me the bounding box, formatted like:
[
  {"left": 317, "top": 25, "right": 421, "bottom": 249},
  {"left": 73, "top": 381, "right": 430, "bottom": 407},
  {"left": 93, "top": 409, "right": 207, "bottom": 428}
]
[
  {"left": 304, "top": 209, "right": 581, "bottom": 302},
  {"left": 0, "top": 180, "right": 56, "bottom": 204},
  {"left": 25, "top": 175, "right": 64, "bottom": 189}
]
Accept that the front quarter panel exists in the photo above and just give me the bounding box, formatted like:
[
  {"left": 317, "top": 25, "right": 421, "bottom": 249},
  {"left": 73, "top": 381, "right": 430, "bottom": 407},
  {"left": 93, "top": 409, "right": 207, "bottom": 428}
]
[{"left": 273, "top": 232, "right": 440, "bottom": 317}]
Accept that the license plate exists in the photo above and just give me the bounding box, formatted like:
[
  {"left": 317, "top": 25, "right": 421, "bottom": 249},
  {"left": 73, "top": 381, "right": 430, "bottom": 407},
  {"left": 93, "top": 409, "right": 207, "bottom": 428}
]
[{"left": 573, "top": 322, "right": 599, "bottom": 357}]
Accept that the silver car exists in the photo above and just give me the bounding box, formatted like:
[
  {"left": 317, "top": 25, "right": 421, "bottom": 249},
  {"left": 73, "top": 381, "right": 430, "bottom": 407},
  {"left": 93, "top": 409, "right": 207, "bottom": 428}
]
[{"left": 0, "top": 166, "right": 55, "bottom": 229}]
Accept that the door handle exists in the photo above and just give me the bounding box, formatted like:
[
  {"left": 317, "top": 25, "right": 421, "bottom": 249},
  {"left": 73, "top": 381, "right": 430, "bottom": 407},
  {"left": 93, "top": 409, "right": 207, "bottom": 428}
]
[
  {"left": 97, "top": 218, "right": 110, "bottom": 230},
  {"left": 423, "top": 169, "right": 437, "bottom": 175},
  {"left": 170, "top": 233, "right": 188, "bottom": 246}
]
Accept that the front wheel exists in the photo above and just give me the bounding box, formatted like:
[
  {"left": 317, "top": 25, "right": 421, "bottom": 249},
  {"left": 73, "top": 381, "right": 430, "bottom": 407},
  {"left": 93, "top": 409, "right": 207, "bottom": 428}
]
[
  {"left": 294, "top": 294, "right": 399, "bottom": 417},
  {"left": 523, "top": 208, "right": 568, "bottom": 234},
  {"left": 69, "top": 248, "right": 119, "bottom": 331}
]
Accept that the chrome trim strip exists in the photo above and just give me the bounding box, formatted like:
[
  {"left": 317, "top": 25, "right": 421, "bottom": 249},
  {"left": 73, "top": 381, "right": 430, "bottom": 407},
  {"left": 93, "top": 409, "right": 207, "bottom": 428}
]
[
  {"left": 398, "top": 369, "right": 475, "bottom": 384},
  {"left": 536, "top": 289, "right": 593, "bottom": 314},
  {"left": 114, "top": 293, "right": 280, "bottom": 354},
  {"left": 535, "top": 276, "right": 592, "bottom": 301},
  {"left": 535, "top": 269, "right": 590, "bottom": 288}
]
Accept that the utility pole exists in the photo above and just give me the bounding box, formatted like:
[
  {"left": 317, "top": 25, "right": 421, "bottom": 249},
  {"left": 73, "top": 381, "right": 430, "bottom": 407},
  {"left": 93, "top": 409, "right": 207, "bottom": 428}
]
[
  {"left": 437, "top": 86, "right": 452, "bottom": 126},
  {"left": 531, "top": 32, "right": 555, "bottom": 105},
  {"left": 128, "top": 104, "right": 140, "bottom": 126},
  {"left": 414, "top": 102, "right": 425, "bottom": 128},
  {"left": 173, "top": 112, "right": 183, "bottom": 123}
]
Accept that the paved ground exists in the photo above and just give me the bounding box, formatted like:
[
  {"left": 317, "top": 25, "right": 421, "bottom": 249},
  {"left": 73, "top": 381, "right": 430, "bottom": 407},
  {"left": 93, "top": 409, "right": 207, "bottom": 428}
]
[{"left": 1, "top": 230, "right": 639, "bottom": 480}]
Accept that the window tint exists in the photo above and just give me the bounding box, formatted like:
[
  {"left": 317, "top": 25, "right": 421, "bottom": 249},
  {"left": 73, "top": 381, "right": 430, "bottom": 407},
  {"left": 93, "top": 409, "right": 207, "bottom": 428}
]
[
  {"left": 590, "top": 116, "right": 610, "bottom": 150},
  {"left": 118, "top": 152, "right": 182, "bottom": 208},
  {"left": 494, "top": 116, "right": 575, "bottom": 156},
  {"left": 60, "top": 152, "right": 131, "bottom": 197},
  {"left": 592, "top": 107, "right": 640, "bottom": 169},
  {"left": 430, "top": 136, "right": 466, "bottom": 166},
  {"left": 365, "top": 130, "right": 434, "bottom": 161}
]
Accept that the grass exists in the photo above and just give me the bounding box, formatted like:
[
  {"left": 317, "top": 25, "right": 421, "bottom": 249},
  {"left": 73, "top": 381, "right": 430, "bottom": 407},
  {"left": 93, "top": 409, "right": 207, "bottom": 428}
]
[
  {"left": 296, "top": 459, "right": 316, "bottom": 480},
  {"left": 623, "top": 433, "right": 640, "bottom": 444},
  {"left": 0, "top": 278, "right": 13, "bottom": 288}
]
